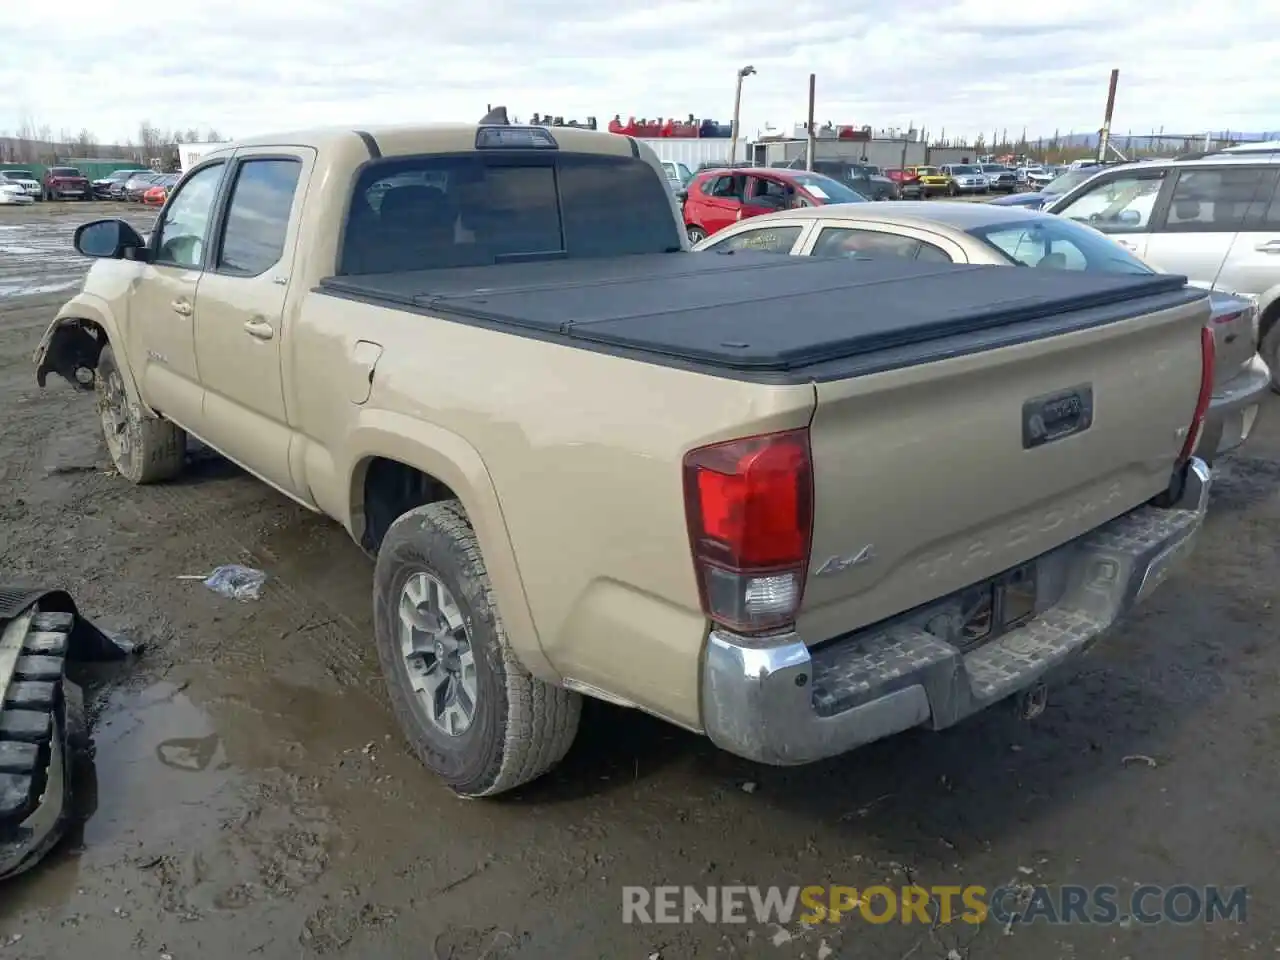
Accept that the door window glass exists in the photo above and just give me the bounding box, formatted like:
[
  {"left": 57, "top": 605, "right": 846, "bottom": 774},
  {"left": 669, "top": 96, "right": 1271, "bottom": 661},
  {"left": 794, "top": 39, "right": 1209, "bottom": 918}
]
[
  {"left": 705, "top": 175, "right": 746, "bottom": 199},
  {"left": 703, "top": 225, "right": 804, "bottom": 254},
  {"left": 811, "top": 227, "right": 951, "bottom": 262},
  {"left": 1163, "top": 168, "right": 1280, "bottom": 232},
  {"left": 1054, "top": 173, "right": 1165, "bottom": 232},
  {"left": 154, "top": 163, "right": 225, "bottom": 268},
  {"left": 217, "top": 158, "right": 302, "bottom": 276}
]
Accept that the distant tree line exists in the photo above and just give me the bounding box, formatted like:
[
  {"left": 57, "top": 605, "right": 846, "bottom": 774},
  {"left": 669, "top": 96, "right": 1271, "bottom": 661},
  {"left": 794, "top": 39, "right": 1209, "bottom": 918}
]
[{"left": 0, "top": 116, "right": 231, "bottom": 170}]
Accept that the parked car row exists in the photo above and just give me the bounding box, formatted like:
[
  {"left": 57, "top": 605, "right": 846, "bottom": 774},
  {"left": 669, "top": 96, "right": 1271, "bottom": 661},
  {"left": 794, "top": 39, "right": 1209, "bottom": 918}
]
[
  {"left": 0, "top": 167, "right": 92, "bottom": 201},
  {"left": 0, "top": 166, "right": 180, "bottom": 204}
]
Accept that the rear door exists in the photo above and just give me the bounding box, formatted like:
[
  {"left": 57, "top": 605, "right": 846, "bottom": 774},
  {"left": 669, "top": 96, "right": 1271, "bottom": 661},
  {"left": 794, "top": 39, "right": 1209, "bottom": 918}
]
[
  {"left": 1215, "top": 166, "right": 1280, "bottom": 298},
  {"left": 1049, "top": 166, "right": 1171, "bottom": 261},
  {"left": 192, "top": 147, "right": 313, "bottom": 495},
  {"left": 1141, "top": 165, "right": 1280, "bottom": 289}
]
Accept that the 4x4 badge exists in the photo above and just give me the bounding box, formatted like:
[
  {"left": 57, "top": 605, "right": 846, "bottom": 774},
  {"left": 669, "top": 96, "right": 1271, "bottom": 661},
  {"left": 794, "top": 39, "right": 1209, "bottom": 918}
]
[{"left": 815, "top": 545, "right": 875, "bottom": 576}]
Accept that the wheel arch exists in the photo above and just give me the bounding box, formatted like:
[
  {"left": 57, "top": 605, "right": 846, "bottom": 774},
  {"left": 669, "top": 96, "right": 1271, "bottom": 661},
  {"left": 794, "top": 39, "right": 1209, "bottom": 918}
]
[
  {"left": 344, "top": 412, "right": 557, "bottom": 683},
  {"left": 36, "top": 296, "right": 147, "bottom": 408}
]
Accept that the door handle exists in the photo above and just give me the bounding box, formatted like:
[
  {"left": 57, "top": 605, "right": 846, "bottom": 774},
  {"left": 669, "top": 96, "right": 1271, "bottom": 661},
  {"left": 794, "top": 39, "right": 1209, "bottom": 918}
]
[
  {"left": 243, "top": 318, "right": 275, "bottom": 341},
  {"left": 1115, "top": 239, "right": 1137, "bottom": 250},
  {"left": 170, "top": 299, "right": 193, "bottom": 316},
  {"left": 1255, "top": 240, "right": 1280, "bottom": 253}
]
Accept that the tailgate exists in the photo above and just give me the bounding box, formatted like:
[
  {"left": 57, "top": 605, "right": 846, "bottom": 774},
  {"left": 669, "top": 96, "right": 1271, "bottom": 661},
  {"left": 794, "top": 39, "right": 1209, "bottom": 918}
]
[{"left": 800, "top": 291, "right": 1209, "bottom": 645}]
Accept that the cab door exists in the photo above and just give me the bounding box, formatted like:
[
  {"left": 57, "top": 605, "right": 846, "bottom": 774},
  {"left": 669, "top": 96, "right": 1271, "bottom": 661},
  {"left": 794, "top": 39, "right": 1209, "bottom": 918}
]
[
  {"left": 191, "top": 148, "right": 313, "bottom": 497},
  {"left": 128, "top": 159, "right": 229, "bottom": 431}
]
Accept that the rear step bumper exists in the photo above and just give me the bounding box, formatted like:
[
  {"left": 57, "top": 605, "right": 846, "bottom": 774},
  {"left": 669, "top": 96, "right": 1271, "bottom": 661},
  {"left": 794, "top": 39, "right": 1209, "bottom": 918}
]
[{"left": 701, "top": 457, "right": 1212, "bottom": 766}]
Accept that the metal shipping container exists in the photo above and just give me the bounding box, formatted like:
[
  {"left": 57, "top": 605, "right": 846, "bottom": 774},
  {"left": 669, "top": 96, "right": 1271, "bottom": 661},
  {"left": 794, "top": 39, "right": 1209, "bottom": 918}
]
[{"left": 631, "top": 138, "right": 735, "bottom": 168}]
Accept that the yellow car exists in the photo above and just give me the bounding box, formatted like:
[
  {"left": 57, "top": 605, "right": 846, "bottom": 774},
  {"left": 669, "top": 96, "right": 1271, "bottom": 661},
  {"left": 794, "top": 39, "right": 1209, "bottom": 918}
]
[{"left": 906, "top": 165, "right": 954, "bottom": 197}]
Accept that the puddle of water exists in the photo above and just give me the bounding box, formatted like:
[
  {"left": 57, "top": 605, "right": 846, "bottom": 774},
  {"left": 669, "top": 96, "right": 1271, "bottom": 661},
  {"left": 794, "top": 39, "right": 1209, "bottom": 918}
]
[{"left": 0, "top": 669, "right": 398, "bottom": 920}]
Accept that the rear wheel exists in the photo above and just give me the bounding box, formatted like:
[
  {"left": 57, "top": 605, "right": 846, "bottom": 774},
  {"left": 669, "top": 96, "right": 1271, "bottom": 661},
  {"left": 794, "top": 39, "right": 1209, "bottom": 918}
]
[
  {"left": 95, "top": 345, "right": 186, "bottom": 484},
  {"left": 686, "top": 225, "right": 707, "bottom": 244},
  {"left": 373, "top": 500, "right": 581, "bottom": 797}
]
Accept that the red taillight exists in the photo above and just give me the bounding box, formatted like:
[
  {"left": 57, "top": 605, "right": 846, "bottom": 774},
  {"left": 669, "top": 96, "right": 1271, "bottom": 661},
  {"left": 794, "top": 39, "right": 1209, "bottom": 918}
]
[
  {"left": 1212, "top": 311, "right": 1242, "bottom": 325},
  {"left": 1178, "top": 325, "right": 1215, "bottom": 465},
  {"left": 683, "top": 428, "right": 814, "bottom": 633}
]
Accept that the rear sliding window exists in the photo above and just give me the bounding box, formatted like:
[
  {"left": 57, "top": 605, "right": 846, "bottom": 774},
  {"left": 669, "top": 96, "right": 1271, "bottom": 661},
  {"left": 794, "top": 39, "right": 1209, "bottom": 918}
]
[{"left": 339, "top": 153, "right": 681, "bottom": 275}]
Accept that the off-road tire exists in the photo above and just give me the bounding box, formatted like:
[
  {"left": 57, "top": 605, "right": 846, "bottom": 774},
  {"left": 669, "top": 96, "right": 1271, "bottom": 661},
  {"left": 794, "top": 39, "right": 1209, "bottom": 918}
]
[
  {"left": 373, "top": 500, "right": 581, "bottom": 797},
  {"left": 95, "top": 345, "right": 185, "bottom": 484}
]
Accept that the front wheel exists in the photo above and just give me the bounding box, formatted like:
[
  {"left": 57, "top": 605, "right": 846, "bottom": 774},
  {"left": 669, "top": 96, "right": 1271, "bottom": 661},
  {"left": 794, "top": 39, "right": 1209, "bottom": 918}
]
[
  {"left": 373, "top": 500, "right": 581, "bottom": 797},
  {"left": 686, "top": 225, "right": 707, "bottom": 244},
  {"left": 95, "top": 345, "right": 186, "bottom": 483}
]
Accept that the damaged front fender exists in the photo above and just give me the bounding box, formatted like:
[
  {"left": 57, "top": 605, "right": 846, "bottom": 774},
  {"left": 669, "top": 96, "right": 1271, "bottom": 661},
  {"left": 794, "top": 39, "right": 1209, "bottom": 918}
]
[{"left": 0, "top": 586, "right": 137, "bottom": 882}]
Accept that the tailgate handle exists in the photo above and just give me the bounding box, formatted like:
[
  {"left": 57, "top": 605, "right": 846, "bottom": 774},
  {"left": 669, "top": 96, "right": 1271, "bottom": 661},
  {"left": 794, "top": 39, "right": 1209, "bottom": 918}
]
[
  {"left": 1255, "top": 239, "right": 1280, "bottom": 253},
  {"left": 1023, "top": 385, "right": 1094, "bottom": 449}
]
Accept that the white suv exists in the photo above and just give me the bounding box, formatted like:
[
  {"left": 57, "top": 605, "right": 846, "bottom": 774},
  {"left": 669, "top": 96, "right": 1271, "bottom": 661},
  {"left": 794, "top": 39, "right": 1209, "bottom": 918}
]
[{"left": 1047, "top": 152, "right": 1280, "bottom": 393}]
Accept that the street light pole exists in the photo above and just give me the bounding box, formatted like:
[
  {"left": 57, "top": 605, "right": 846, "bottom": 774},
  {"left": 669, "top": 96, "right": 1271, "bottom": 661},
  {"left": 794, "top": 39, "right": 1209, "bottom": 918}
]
[{"left": 729, "top": 64, "right": 756, "bottom": 164}]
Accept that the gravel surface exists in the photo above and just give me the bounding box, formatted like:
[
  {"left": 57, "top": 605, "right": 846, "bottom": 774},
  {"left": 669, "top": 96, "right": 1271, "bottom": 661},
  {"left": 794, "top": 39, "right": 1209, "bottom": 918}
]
[{"left": 1, "top": 201, "right": 1278, "bottom": 959}]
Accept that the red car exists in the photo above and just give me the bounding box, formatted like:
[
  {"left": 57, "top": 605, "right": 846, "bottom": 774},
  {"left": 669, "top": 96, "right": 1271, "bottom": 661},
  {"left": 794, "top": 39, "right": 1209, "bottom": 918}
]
[
  {"left": 682, "top": 167, "right": 866, "bottom": 243},
  {"left": 42, "top": 166, "right": 91, "bottom": 201}
]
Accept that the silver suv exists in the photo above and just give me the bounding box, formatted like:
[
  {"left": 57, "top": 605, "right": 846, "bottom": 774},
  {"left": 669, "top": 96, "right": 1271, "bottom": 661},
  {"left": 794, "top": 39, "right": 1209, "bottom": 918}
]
[{"left": 1047, "top": 152, "right": 1280, "bottom": 396}]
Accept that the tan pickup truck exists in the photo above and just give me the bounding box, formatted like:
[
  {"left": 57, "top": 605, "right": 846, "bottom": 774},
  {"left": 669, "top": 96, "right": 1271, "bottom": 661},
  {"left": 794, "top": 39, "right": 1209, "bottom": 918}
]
[{"left": 34, "top": 116, "right": 1216, "bottom": 797}]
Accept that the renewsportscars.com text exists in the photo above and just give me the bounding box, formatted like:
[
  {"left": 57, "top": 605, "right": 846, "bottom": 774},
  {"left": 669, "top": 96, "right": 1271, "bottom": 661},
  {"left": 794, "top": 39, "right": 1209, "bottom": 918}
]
[{"left": 622, "top": 884, "right": 1248, "bottom": 927}]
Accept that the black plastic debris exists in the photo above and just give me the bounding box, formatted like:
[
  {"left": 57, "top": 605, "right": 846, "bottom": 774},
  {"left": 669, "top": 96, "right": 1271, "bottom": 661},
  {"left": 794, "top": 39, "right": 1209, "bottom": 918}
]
[{"left": 0, "top": 586, "right": 136, "bottom": 881}]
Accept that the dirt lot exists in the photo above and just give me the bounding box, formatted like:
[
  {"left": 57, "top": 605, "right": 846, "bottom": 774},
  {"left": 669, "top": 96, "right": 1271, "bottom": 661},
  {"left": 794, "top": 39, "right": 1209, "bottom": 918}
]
[{"left": 2, "top": 201, "right": 1280, "bottom": 959}]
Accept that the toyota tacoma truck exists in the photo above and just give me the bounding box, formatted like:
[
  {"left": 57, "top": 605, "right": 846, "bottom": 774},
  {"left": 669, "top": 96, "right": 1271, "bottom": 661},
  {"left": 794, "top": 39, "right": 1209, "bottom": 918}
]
[{"left": 33, "top": 113, "right": 1215, "bottom": 797}]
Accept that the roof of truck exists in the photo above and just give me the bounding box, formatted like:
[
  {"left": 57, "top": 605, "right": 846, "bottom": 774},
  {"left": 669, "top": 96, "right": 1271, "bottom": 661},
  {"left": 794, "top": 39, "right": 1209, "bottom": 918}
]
[{"left": 222, "top": 123, "right": 636, "bottom": 160}]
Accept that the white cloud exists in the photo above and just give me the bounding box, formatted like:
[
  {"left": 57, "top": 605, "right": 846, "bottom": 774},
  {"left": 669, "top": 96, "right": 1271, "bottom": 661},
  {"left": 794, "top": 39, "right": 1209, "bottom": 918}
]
[{"left": 2, "top": 0, "right": 1277, "bottom": 145}]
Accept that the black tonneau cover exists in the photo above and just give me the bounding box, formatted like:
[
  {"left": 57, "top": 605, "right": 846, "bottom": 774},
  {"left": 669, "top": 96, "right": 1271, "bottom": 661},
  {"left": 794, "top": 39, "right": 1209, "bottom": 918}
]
[{"left": 318, "top": 252, "right": 1197, "bottom": 375}]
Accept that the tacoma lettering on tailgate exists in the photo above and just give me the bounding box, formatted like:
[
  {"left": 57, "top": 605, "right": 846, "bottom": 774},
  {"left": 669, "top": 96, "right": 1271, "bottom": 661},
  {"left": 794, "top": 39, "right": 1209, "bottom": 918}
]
[{"left": 913, "top": 480, "right": 1127, "bottom": 582}]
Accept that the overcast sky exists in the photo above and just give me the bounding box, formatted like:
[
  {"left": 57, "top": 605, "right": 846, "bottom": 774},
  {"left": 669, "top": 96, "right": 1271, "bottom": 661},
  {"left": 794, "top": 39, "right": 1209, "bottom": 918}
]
[{"left": 2, "top": 0, "right": 1277, "bottom": 146}]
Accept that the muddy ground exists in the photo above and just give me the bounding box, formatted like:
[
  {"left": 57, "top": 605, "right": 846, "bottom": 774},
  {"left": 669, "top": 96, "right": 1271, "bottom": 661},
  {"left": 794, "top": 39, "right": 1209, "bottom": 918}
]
[{"left": 1, "top": 201, "right": 1279, "bottom": 959}]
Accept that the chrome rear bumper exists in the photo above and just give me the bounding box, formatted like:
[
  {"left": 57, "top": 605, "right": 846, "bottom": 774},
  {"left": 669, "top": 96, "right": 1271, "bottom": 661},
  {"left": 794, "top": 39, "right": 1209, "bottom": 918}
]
[{"left": 701, "top": 458, "right": 1212, "bottom": 765}]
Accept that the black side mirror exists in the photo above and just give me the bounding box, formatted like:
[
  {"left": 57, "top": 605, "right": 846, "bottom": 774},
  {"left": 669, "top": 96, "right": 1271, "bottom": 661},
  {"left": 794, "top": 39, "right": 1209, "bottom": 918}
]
[
  {"left": 74, "top": 219, "right": 149, "bottom": 260},
  {"left": 675, "top": 189, "right": 689, "bottom": 203}
]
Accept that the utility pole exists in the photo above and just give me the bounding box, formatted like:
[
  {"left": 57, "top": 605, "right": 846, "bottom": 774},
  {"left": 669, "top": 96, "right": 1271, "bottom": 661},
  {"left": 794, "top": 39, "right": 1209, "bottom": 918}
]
[
  {"left": 729, "top": 65, "right": 756, "bottom": 164},
  {"left": 805, "top": 73, "right": 816, "bottom": 170},
  {"left": 1097, "top": 68, "right": 1119, "bottom": 163}
]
